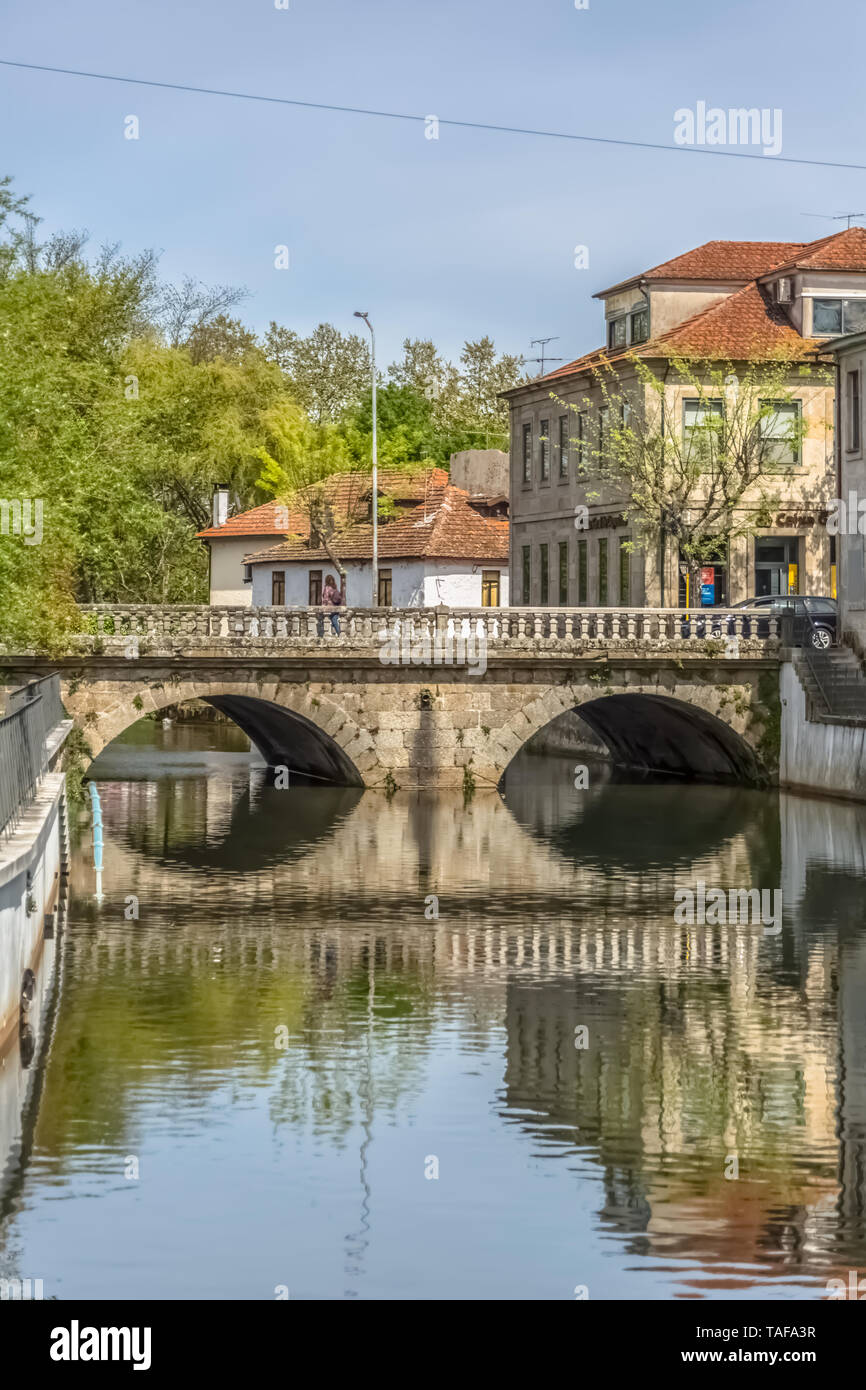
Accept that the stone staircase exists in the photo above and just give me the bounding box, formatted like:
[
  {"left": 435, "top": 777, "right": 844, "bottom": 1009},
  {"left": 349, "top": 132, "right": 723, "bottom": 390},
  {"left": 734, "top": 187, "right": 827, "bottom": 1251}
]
[{"left": 797, "top": 643, "right": 866, "bottom": 720}]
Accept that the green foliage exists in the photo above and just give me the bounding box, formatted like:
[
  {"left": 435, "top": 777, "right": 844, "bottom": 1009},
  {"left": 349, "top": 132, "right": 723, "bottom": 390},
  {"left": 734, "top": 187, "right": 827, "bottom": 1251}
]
[{"left": 0, "top": 173, "right": 525, "bottom": 650}]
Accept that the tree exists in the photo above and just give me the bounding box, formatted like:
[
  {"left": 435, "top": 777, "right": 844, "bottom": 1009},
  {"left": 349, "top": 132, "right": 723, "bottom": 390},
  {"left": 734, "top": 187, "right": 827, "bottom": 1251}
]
[
  {"left": 254, "top": 400, "right": 362, "bottom": 581},
  {"left": 562, "top": 353, "right": 827, "bottom": 603},
  {"left": 436, "top": 336, "right": 525, "bottom": 449},
  {"left": 186, "top": 313, "right": 259, "bottom": 365},
  {"left": 157, "top": 275, "right": 249, "bottom": 349},
  {"left": 263, "top": 321, "right": 371, "bottom": 423}
]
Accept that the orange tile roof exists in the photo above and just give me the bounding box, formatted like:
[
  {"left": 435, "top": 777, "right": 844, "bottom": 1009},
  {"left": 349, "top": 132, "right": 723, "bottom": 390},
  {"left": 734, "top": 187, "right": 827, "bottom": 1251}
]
[
  {"left": 596, "top": 241, "right": 806, "bottom": 296},
  {"left": 648, "top": 279, "right": 814, "bottom": 360},
  {"left": 761, "top": 225, "right": 866, "bottom": 275},
  {"left": 243, "top": 486, "right": 508, "bottom": 566},
  {"left": 527, "top": 226, "right": 866, "bottom": 386},
  {"left": 198, "top": 466, "right": 450, "bottom": 540}
]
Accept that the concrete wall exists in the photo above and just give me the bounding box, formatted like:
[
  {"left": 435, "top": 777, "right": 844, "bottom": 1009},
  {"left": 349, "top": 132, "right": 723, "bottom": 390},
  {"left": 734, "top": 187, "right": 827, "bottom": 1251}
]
[
  {"left": 832, "top": 339, "right": 866, "bottom": 649},
  {"left": 0, "top": 775, "right": 64, "bottom": 1056},
  {"left": 780, "top": 659, "right": 866, "bottom": 801},
  {"left": 449, "top": 449, "right": 509, "bottom": 496}
]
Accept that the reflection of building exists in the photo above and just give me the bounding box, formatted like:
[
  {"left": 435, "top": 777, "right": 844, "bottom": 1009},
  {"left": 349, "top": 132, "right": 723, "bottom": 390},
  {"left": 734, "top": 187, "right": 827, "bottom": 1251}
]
[
  {"left": 504, "top": 231, "right": 866, "bottom": 608},
  {"left": 51, "top": 747, "right": 866, "bottom": 1293}
]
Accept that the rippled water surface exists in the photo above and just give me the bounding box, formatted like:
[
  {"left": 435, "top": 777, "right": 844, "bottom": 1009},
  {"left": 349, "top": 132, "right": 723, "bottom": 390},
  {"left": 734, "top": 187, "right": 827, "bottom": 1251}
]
[{"left": 1, "top": 718, "right": 865, "bottom": 1300}]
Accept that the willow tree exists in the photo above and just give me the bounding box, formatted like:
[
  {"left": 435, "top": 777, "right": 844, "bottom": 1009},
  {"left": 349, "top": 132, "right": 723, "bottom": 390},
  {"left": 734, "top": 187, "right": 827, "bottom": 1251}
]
[{"left": 558, "top": 353, "right": 825, "bottom": 606}]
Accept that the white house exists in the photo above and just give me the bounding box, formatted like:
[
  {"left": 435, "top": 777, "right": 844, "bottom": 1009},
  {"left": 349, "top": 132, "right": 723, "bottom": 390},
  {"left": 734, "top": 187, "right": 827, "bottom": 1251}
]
[
  {"left": 243, "top": 480, "right": 509, "bottom": 609},
  {"left": 198, "top": 468, "right": 456, "bottom": 605}
]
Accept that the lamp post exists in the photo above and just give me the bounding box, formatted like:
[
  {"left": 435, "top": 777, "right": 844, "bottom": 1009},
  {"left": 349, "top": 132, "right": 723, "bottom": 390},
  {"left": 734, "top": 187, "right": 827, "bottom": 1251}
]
[{"left": 354, "top": 311, "right": 378, "bottom": 607}]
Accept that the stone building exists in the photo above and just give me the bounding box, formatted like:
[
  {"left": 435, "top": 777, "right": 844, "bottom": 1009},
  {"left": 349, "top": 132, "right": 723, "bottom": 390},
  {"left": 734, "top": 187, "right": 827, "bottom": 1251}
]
[
  {"left": 504, "top": 229, "right": 866, "bottom": 608},
  {"left": 818, "top": 329, "right": 866, "bottom": 652}
]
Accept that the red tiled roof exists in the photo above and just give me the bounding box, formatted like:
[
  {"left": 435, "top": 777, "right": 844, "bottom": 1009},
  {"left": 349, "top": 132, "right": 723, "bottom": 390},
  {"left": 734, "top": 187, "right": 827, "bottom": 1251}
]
[
  {"left": 648, "top": 280, "right": 814, "bottom": 360},
  {"left": 595, "top": 241, "right": 806, "bottom": 297},
  {"left": 761, "top": 225, "right": 866, "bottom": 275},
  {"left": 197, "top": 466, "right": 450, "bottom": 540},
  {"left": 528, "top": 227, "right": 866, "bottom": 385},
  {"left": 243, "top": 486, "right": 508, "bottom": 565},
  {"left": 197, "top": 500, "right": 299, "bottom": 540}
]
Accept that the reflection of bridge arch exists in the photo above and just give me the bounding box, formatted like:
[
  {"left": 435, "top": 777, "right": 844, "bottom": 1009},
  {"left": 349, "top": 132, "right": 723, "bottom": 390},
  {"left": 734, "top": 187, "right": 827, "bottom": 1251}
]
[
  {"left": 71, "top": 683, "right": 369, "bottom": 786},
  {"left": 501, "top": 691, "right": 765, "bottom": 785}
]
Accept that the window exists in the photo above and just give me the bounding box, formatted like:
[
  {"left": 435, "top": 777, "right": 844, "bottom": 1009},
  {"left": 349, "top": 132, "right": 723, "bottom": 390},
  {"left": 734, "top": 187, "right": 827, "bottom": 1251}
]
[
  {"left": 608, "top": 317, "right": 627, "bottom": 349},
  {"left": 540, "top": 543, "right": 549, "bottom": 603},
  {"left": 522, "top": 422, "right": 532, "bottom": 484},
  {"left": 559, "top": 541, "right": 569, "bottom": 605},
  {"left": 759, "top": 400, "right": 801, "bottom": 466},
  {"left": 308, "top": 569, "right": 322, "bottom": 605},
  {"left": 630, "top": 308, "right": 649, "bottom": 344},
  {"left": 378, "top": 567, "right": 392, "bottom": 606},
  {"left": 272, "top": 570, "right": 286, "bottom": 606},
  {"left": 848, "top": 369, "right": 861, "bottom": 452},
  {"left": 481, "top": 570, "right": 500, "bottom": 607},
  {"left": 540, "top": 419, "right": 550, "bottom": 482},
  {"left": 683, "top": 398, "right": 724, "bottom": 459},
  {"left": 522, "top": 544, "right": 531, "bottom": 604},
  {"left": 559, "top": 416, "right": 569, "bottom": 479},
  {"left": 619, "top": 539, "right": 630, "bottom": 604},
  {"left": 598, "top": 538, "right": 608, "bottom": 605},
  {"left": 599, "top": 406, "right": 610, "bottom": 451},
  {"left": 575, "top": 411, "right": 587, "bottom": 472},
  {"left": 813, "top": 299, "right": 866, "bottom": 336},
  {"left": 578, "top": 539, "right": 588, "bottom": 604}
]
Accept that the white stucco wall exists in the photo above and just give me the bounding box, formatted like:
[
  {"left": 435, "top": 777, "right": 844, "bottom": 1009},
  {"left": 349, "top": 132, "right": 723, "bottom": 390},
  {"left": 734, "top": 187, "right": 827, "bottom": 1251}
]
[
  {"left": 208, "top": 535, "right": 286, "bottom": 606},
  {"left": 250, "top": 558, "right": 508, "bottom": 607}
]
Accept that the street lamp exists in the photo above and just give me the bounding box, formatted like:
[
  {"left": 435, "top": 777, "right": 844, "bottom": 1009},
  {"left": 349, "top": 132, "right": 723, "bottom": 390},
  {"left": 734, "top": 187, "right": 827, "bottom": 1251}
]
[{"left": 354, "top": 311, "right": 378, "bottom": 607}]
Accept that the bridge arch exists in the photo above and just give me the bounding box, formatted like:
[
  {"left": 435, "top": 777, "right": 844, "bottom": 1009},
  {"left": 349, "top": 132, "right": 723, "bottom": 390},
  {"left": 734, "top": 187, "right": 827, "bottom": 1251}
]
[
  {"left": 498, "top": 689, "right": 766, "bottom": 786},
  {"left": 64, "top": 679, "right": 374, "bottom": 786}
]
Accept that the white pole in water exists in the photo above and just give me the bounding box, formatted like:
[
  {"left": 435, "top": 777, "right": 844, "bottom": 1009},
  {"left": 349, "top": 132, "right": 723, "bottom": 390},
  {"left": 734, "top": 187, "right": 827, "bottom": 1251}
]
[{"left": 354, "top": 311, "right": 377, "bottom": 607}]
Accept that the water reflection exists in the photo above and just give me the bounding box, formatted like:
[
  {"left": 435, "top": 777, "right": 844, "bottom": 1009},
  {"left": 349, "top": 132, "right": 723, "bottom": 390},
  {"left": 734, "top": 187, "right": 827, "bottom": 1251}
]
[{"left": 0, "top": 718, "right": 864, "bottom": 1300}]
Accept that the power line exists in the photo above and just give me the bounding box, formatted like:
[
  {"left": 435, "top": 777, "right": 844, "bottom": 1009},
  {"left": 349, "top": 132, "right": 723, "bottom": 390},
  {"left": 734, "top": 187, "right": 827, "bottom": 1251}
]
[{"left": 3, "top": 58, "right": 866, "bottom": 173}]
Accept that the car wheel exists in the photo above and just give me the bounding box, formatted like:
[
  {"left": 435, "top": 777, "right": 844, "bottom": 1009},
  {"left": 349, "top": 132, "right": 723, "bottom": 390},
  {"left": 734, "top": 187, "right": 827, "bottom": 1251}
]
[{"left": 810, "top": 626, "right": 832, "bottom": 650}]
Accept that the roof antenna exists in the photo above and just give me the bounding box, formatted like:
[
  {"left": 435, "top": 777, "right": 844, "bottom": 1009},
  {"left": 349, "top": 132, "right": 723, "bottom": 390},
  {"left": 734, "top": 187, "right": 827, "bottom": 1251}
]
[
  {"left": 801, "top": 212, "right": 865, "bottom": 229},
  {"left": 527, "top": 336, "right": 563, "bottom": 376}
]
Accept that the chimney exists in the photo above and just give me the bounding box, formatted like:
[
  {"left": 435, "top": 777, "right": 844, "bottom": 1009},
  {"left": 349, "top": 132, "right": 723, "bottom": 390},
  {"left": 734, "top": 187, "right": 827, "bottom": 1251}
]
[{"left": 212, "top": 485, "right": 229, "bottom": 528}]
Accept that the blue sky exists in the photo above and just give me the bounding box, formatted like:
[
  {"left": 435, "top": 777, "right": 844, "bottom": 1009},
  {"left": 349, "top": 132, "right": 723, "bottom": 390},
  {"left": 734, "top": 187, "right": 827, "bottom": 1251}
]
[{"left": 2, "top": 0, "right": 865, "bottom": 369}]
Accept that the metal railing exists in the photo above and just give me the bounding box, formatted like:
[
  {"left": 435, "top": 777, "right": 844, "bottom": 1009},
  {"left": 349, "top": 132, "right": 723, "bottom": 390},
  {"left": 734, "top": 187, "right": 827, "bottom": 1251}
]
[{"left": 0, "top": 674, "right": 65, "bottom": 842}]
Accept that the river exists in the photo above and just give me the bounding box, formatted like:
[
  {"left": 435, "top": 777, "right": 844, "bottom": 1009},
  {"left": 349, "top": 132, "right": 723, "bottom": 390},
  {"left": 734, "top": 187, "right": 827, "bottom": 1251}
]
[{"left": 1, "top": 717, "right": 864, "bottom": 1300}]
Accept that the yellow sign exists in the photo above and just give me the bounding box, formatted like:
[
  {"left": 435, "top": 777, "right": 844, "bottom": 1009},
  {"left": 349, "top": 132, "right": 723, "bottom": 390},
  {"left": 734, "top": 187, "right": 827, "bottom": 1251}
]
[
  {"left": 787, "top": 563, "right": 798, "bottom": 595},
  {"left": 831, "top": 563, "right": 837, "bottom": 600}
]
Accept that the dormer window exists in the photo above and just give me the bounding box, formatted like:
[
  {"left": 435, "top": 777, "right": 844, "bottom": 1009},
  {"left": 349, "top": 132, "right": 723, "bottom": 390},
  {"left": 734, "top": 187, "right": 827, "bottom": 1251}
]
[
  {"left": 813, "top": 298, "right": 866, "bottom": 335},
  {"left": 630, "top": 308, "right": 649, "bottom": 344},
  {"left": 608, "top": 317, "right": 627, "bottom": 349}
]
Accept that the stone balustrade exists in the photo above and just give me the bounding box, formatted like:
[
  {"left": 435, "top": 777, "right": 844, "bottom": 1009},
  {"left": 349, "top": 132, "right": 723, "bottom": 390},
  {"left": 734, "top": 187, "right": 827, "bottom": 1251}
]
[{"left": 74, "top": 604, "right": 780, "bottom": 650}]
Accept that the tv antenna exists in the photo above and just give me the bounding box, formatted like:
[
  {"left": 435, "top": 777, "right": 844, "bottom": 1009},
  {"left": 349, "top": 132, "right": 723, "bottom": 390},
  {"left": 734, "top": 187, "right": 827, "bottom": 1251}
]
[
  {"left": 801, "top": 211, "right": 865, "bottom": 229},
  {"left": 527, "top": 336, "right": 563, "bottom": 376}
]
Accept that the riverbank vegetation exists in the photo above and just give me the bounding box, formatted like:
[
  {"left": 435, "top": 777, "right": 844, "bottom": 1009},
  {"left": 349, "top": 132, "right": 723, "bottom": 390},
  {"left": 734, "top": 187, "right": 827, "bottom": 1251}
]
[{"left": 0, "top": 175, "right": 523, "bottom": 648}]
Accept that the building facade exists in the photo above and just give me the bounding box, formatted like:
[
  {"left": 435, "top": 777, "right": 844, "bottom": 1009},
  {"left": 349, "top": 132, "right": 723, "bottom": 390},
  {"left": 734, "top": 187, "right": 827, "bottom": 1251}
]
[
  {"left": 505, "top": 229, "right": 866, "bottom": 609},
  {"left": 821, "top": 329, "right": 866, "bottom": 650}
]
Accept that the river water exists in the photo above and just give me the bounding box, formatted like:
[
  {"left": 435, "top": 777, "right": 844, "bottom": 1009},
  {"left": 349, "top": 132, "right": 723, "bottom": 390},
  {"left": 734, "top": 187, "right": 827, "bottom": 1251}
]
[{"left": 1, "top": 718, "right": 865, "bottom": 1300}]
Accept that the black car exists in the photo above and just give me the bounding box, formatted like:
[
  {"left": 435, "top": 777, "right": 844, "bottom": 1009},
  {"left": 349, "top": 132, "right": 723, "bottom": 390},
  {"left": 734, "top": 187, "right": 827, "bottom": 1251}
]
[
  {"left": 680, "top": 595, "right": 838, "bottom": 647},
  {"left": 732, "top": 595, "right": 837, "bottom": 648}
]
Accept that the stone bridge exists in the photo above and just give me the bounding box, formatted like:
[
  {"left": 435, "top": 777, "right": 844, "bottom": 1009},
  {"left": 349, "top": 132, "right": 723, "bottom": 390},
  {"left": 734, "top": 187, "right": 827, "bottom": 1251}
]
[{"left": 2, "top": 605, "right": 784, "bottom": 789}]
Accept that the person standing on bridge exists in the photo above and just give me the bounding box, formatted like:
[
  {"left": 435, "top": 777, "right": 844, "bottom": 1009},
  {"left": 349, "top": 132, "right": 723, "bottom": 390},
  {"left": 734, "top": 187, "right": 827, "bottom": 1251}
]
[{"left": 322, "top": 573, "right": 344, "bottom": 636}]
